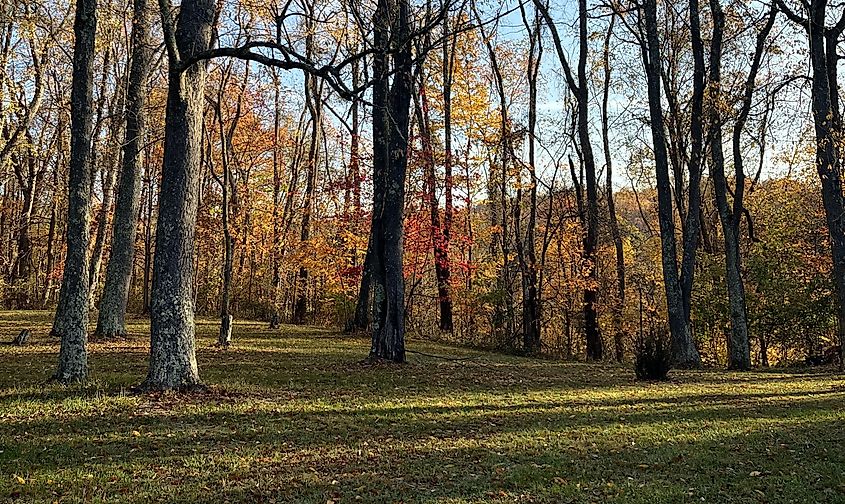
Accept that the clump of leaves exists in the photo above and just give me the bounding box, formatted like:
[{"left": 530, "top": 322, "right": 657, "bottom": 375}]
[{"left": 635, "top": 327, "right": 671, "bottom": 381}]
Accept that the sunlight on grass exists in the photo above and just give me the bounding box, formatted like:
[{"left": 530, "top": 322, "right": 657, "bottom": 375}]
[{"left": 1, "top": 311, "right": 844, "bottom": 503}]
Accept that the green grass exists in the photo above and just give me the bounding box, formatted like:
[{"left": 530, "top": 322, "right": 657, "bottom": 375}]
[{"left": 1, "top": 311, "right": 844, "bottom": 503}]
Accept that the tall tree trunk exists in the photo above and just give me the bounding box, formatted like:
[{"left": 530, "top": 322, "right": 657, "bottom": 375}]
[
  {"left": 213, "top": 100, "right": 235, "bottom": 347},
  {"left": 602, "top": 14, "right": 626, "bottom": 363},
  {"left": 270, "top": 69, "right": 282, "bottom": 328},
  {"left": 293, "top": 26, "right": 321, "bottom": 325},
  {"left": 52, "top": 0, "right": 98, "bottom": 383},
  {"left": 415, "top": 75, "right": 452, "bottom": 334},
  {"left": 804, "top": 0, "right": 845, "bottom": 372},
  {"left": 534, "top": 0, "right": 600, "bottom": 358},
  {"left": 707, "top": 0, "right": 757, "bottom": 370},
  {"left": 142, "top": 0, "right": 215, "bottom": 390},
  {"left": 677, "top": 0, "right": 707, "bottom": 364},
  {"left": 368, "top": 0, "right": 410, "bottom": 363},
  {"left": 575, "top": 0, "right": 601, "bottom": 360},
  {"left": 89, "top": 57, "right": 127, "bottom": 307},
  {"left": 344, "top": 60, "right": 369, "bottom": 333},
  {"left": 96, "top": 0, "right": 153, "bottom": 337},
  {"left": 438, "top": 13, "right": 454, "bottom": 333},
  {"left": 12, "top": 151, "right": 40, "bottom": 307},
  {"left": 641, "top": 0, "right": 700, "bottom": 367},
  {"left": 515, "top": 2, "right": 541, "bottom": 354}
]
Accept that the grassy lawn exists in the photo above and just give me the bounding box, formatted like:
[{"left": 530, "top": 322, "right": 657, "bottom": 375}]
[{"left": 1, "top": 311, "right": 844, "bottom": 503}]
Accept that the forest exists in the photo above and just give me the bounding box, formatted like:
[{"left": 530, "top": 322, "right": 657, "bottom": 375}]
[{"left": 2, "top": 0, "right": 845, "bottom": 501}]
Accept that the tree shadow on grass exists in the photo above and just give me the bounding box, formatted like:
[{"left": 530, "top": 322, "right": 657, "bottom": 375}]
[{"left": 2, "top": 395, "right": 844, "bottom": 503}]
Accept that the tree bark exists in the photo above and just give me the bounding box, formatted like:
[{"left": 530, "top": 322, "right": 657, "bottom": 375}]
[
  {"left": 52, "top": 0, "right": 98, "bottom": 383},
  {"left": 96, "top": 0, "right": 153, "bottom": 338},
  {"left": 708, "top": 0, "right": 770, "bottom": 370},
  {"left": 438, "top": 13, "right": 454, "bottom": 333},
  {"left": 641, "top": 0, "right": 701, "bottom": 367},
  {"left": 367, "top": 0, "right": 410, "bottom": 363},
  {"left": 142, "top": 0, "right": 215, "bottom": 390},
  {"left": 602, "top": 14, "right": 626, "bottom": 363}
]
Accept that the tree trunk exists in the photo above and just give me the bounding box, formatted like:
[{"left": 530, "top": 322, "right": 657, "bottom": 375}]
[
  {"left": 12, "top": 152, "right": 39, "bottom": 307},
  {"left": 292, "top": 55, "right": 320, "bottom": 324},
  {"left": 142, "top": 0, "right": 215, "bottom": 391},
  {"left": 216, "top": 104, "right": 234, "bottom": 348},
  {"left": 515, "top": 3, "right": 542, "bottom": 354},
  {"left": 575, "top": 0, "right": 601, "bottom": 361},
  {"left": 42, "top": 170, "right": 59, "bottom": 306},
  {"left": 368, "top": 0, "right": 410, "bottom": 363},
  {"left": 270, "top": 69, "right": 282, "bottom": 328},
  {"left": 707, "top": 0, "right": 754, "bottom": 370},
  {"left": 88, "top": 145, "right": 120, "bottom": 307},
  {"left": 96, "top": 0, "right": 153, "bottom": 338},
  {"left": 602, "top": 14, "right": 625, "bottom": 363},
  {"left": 807, "top": 0, "right": 845, "bottom": 373},
  {"left": 52, "top": 0, "right": 98, "bottom": 383},
  {"left": 141, "top": 166, "right": 153, "bottom": 314},
  {"left": 641, "top": 0, "right": 700, "bottom": 367},
  {"left": 438, "top": 14, "right": 454, "bottom": 333}
]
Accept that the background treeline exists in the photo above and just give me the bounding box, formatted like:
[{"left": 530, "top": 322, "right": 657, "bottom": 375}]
[{"left": 0, "top": 0, "right": 839, "bottom": 374}]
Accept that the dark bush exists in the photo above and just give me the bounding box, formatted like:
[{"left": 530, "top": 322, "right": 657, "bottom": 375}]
[{"left": 635, "top": 327, "right": 671, "bottom": 381}]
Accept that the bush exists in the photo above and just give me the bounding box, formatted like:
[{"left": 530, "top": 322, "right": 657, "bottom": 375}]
[{"left": 635, "top": 327, "right": 672, "bottom": 381}]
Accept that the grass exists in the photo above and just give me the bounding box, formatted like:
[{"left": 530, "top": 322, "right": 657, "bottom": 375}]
[{"left": 1, "top": 311, "right": 844, "bottom": 503}]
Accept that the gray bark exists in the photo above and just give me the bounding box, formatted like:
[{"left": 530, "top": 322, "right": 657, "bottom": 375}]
[
  {"left": 641, "top": 0, "right": 700, "bottom": 367},
  {"left": 142, "top": 0, "right": 215, "bottom": 390},
  {"left": 602, "top": 14, "right": 626, "bottom": 363},
  {"left": 96, "top": 0, "right": 153, "bottom": 337},
  {"left": 52, "top": 0, "right": 98, "bottom": 383}
]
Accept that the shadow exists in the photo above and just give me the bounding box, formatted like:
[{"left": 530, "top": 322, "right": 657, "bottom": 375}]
[{"left": 3, "top": 310, "right": 845, "bottom": 502}]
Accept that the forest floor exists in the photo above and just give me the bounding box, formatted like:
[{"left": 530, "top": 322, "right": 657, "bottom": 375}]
[{"left": 1, "top": 311, "right": 844, "bottom": 503}]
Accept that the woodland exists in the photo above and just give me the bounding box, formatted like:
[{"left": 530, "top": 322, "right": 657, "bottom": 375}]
[{"left": 2, "top": 0, "right": 845, "bottom": 501}]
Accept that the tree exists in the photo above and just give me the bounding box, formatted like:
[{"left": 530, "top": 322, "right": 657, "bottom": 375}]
[
  {"left": 52, "top": 0, "right": 98, "bottom": 383},
  {"left": 293, "top": 10, "right": 323, "bottom": 325},
  {"left": 367, "top": 0, "right": 412, "bottom": 362},
  {"left": 777, "top": 0, "right": 845, "bottom": 371},
  {"left": 601, "top": 13, "right": 626, "bottom": 363},
  {"left": 141, "top": 0, "right": 216, "bottom": 390},
  {"left": 707, "top": 1, "right": 776, "bottom": 370},
  {"left": 636, "top": 0, "right": 701, "bottom": 367},
  {"left": 534, "top": 0, "right": 601, "bottom": 359},
  {"left": 95, "top": 0, "right": 155, "bottom": 338}
]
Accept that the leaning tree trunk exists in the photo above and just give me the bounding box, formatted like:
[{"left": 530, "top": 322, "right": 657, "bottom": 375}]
[
  {"left": 142, "top": 0, "right": 215, "bottom": 390},
  {"left": 95, "top": 0, "right": 153, "bottom": 338},
  {"left": 87, "top": 144, "right": 120, "bottom": 307},
  {"left": 52, "top": 0, "right": 98, "bottom": 383}
]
